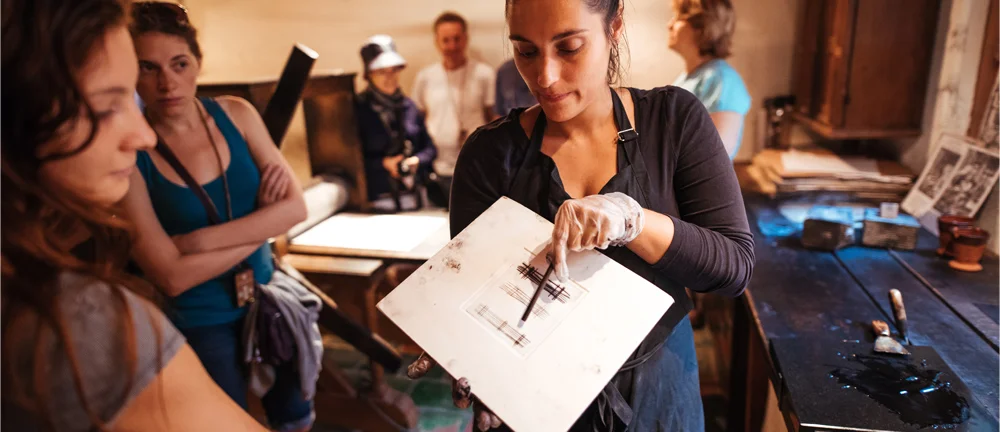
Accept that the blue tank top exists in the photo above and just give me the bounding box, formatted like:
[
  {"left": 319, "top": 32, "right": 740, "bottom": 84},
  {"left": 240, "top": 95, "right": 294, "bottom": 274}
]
[
  {"left": 136, "top": 97, "right": 274, "bottom": 329},
  {"left": 672, "top": 59, "right": 751, "bottom": 159}
]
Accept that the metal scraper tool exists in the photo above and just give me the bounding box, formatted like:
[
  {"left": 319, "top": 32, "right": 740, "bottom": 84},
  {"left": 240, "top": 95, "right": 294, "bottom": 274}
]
[
  {"left": 872, "top": 319, "right": 910, "bottom": 355},
  {"left": 889, "top": 289, "right": 910, "bottom": 345}
]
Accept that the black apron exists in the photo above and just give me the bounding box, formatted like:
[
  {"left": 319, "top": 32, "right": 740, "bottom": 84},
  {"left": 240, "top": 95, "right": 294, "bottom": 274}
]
[{"left": 504, "top": 89, "right": 700, "bottom": 431}]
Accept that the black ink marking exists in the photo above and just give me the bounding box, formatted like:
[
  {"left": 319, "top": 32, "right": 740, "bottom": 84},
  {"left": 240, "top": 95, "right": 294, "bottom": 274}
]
[
  {"left": 474, "top": 304, "right": 531, "bottom": 348},
  {"left": 499, "top": 282, "right": 549, "bottom": 318},
  {"left": 830, "top": 354, "right": 970, "bottom": 428},
  {"left": 444, "top": 257, "right": 461, "bottom": 272},
  {"left": 516, "top": 262, "right": 570, "bottom": 303}
]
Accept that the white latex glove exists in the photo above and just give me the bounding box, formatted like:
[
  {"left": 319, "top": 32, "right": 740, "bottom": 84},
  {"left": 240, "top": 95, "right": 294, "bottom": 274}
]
[{"left": 551, "top": 192, "right": 645, "bottom": 281}]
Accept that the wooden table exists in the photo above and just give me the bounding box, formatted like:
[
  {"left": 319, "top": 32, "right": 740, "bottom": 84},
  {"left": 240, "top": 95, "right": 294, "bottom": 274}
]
[
  {"left": 729, "top": 193, "right": 999, "bottom": 431},
  {"left": 271, "top": 259, "right": 419, "bottom": 432},
  {"left": 283, "top": 210, "right": 450, "bottom": 431},
  {"left": 287, "top": 209, "right": 450, "bottom": 352}
]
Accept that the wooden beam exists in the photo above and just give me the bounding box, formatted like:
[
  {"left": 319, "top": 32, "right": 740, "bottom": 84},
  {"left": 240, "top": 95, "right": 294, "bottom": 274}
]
[
  {"left": 261, "top": 44, "right": 318, "bottom": 148},
  {"left": 968, "top": 0, "right": 999, "bottom": 139},
  {"left": 278, "top": 261, "right": 403, "bottom": 372}
]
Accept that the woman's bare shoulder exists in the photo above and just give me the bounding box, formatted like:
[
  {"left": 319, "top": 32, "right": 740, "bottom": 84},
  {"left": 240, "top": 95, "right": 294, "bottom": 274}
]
[{"left": 212, "top": 96, "right": 261, "bottom": 132}]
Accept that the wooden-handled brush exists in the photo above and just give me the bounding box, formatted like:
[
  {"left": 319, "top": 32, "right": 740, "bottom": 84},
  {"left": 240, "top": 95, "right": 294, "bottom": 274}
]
[{"left": 889, "top": 289, "right": 909, "bottom": 345}]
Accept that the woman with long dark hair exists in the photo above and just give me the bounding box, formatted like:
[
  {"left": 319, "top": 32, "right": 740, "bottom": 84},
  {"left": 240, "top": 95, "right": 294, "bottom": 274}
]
[
  {"left": 1, "top": 0, "right": 267, "bottom": 430},
  {"left": 407, "top": 0, "right": 754, "bottom": 430}
]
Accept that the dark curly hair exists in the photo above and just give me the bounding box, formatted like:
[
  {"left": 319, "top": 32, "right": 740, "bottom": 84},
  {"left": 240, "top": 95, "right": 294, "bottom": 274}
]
[
  {"left": 506, "top": 0, "right": 630, "bottom": 85},
  {"left": 130, "top": 1, "right": 202, "bottom": 61}
]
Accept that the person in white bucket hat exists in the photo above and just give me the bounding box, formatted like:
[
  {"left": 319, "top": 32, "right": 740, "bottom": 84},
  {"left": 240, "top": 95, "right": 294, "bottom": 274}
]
[
  {"left": 361, "top": 34, "right": 407, "bottom": 72},
  {"left": 355, "top": 35, "right": 442, "bottom": 211}
]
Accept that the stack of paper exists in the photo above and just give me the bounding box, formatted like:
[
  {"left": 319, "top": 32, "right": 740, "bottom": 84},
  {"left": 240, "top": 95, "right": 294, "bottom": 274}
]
[{"left": 745, "top": 148, "right": 915, "bottom": 201}]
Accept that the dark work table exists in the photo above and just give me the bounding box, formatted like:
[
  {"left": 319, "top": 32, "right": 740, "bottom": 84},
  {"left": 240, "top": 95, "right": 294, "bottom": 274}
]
[{"left": 728, "top": 192, "right": 999, "bottom": 432}]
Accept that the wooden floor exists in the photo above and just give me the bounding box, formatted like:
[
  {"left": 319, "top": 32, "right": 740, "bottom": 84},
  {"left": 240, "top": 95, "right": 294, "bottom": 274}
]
[
  {"left": 308, "top": 324, "right": 736, "bottom": 432},
  {"left": 694, "top": 322, "right": 730, "bottom": 432}
]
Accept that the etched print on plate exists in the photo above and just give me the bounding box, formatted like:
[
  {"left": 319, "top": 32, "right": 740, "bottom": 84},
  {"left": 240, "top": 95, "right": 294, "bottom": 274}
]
[{"left": 462, "top": 249, "right": 589, "bottom": 358}]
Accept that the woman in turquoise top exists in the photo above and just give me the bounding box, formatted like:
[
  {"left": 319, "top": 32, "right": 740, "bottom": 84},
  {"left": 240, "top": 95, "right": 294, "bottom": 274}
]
[
  {"left": 668, "top": 0, "right": 750, "bottom": 159},
  {"left": 121, "top": 3, "right": 313, "bottom": 431}
]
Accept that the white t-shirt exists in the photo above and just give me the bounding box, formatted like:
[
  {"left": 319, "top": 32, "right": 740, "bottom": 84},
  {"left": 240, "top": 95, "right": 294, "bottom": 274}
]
[{"left": 411, "top": 61, "right": 496, "bottom": 176}]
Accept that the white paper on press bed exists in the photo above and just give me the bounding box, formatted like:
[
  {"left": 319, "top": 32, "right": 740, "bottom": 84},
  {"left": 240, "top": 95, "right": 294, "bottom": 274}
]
[
  {"left": 290, "top": 212, "right": 447, "bottom": 252},
  {"left": 376, "top": 197, "right": 674, "bottom": 432}
]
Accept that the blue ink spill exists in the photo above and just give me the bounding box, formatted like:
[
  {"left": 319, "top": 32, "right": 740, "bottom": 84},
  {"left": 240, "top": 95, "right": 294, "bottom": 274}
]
[
  {"left": 756, "top": 219, "right": 798, "bottom": 238},
  {"left": 831, "top": 355, "right": 970, "bottom": 428}
]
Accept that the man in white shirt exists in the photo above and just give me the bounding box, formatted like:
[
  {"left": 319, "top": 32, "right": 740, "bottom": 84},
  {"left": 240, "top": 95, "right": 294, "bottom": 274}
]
[{"left": 411, "top": 11, "right": 496, "bottom": 177}]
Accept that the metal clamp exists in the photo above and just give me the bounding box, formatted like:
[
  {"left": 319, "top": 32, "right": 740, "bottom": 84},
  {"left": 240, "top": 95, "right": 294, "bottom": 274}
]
[{"left": 617, "top": 128, "right": 638, "bottom": 142}]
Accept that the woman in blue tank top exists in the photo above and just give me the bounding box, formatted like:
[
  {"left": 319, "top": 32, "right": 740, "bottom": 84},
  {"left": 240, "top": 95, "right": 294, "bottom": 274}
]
[{"left": 121, "top": 4, "right": 313, "bottom": 431}]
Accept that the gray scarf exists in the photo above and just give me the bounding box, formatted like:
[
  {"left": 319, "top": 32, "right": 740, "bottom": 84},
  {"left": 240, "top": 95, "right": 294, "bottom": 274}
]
[{"left": 361, "top": 87, "right": 407, "bottom": 155}]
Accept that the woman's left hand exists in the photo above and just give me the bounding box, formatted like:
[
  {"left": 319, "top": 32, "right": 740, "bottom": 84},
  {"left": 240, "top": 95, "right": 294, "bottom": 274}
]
[
  {"left": 257, "top": 163, "right": 290, "bottom": 207},
  {"left": 551, "top": 192, "right": 645, "bottom": 282}
]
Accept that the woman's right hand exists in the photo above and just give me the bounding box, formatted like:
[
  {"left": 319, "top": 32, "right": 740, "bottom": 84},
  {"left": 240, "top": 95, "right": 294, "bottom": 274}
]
[
  {"left": 551, "top": 192, "right": 645, "bottom": 282},
  {"left": 407, "top": 352, "right": 504, "bottom": 430},
  {"left": 257, "top": 163, "right": 290, "bottom": 207}
]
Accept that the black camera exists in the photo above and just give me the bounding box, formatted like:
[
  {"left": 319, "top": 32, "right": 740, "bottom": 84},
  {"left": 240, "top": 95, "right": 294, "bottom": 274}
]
[{"left": 397, "top": 139, "right": 415, "bottom": 176}]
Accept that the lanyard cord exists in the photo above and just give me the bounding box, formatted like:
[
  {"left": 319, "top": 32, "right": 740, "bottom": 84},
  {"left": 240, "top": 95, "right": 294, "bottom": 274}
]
[
  {"left": 446, "top": 62, "right": 475, "bottom": 131},
  {"left": 196, "top": 100, "right": 233, "bottom": 222}
]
